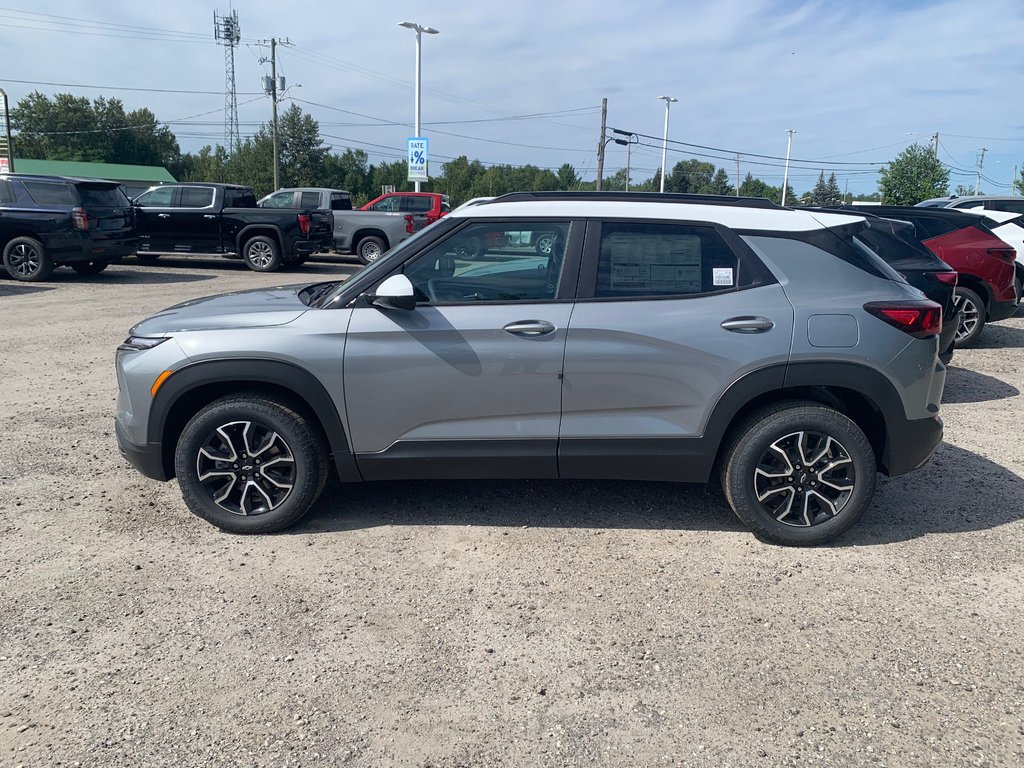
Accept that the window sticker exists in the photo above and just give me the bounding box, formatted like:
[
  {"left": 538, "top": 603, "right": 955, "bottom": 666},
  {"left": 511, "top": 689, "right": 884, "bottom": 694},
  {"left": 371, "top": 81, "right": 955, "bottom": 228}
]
[
  {"left": 713, "top": 267, "right": 734, "bottom": 286},
  {"left": 608, "top": 232, "right": 702, "bottom": 292}
]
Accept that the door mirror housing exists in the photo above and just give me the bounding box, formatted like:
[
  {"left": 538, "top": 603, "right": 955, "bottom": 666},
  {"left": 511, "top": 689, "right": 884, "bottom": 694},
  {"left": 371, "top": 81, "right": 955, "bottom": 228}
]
[{"left": 366, "top": 274, "right": 417, "bottom": 311}]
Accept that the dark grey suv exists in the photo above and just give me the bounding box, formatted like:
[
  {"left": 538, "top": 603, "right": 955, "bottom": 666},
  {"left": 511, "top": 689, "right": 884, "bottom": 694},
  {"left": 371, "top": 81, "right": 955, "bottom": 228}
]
[{"left": 115, "top": 192, "right": 947, "bottom": 546}]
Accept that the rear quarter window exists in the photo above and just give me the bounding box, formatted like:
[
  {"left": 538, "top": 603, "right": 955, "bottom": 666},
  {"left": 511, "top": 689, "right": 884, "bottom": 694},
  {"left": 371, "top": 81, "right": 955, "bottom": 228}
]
[
  {"left": 0, "top": 179, "right": 13, "bottom": 204},
  {"left": 23, "top": 181, "right": 75, "bottom": 206},
  {"left": 224, "top": 189, "right": 257, "bottom": 208},
  {"left": 299, "top": 191, "right": 321, "bottom": 209},
  {"left": 179, "top": 187, "right": 215, "bottom": 208},
  {"left": 76, "top": 185, "right": 128, "bottom": 207}
]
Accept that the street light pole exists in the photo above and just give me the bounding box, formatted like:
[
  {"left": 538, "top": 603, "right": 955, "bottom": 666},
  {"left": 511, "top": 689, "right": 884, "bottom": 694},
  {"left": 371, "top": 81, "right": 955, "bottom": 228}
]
[
  {"left": 658, "top": 96, "right": 677, "bottom": 193},
  {"left": 399, "top": 21, "right": 439, "bottom": 193},
  {"left": 781, "top": 129, "right": 796, "bottom": 205}
]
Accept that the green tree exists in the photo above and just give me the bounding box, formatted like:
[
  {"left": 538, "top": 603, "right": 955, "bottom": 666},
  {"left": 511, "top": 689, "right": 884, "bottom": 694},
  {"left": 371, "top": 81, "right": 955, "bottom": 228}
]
[
  {"left": 954, "top": 184, "right": 976, "bottom": 197},
  {"left": 738, "top": 172, "right": 795, "bottom": 205},
  {"left": 878, "top": 144, "right": 949, "bottom": 204},
  {"left": 808, "top": 171, "right": 842, "bottom": 206},
  {"left": 278, "top": 104, "right": 329, "bottom": 188},
  {"left": 324, "top": 149, "right": 373, "bottom": 205},
  {"left": 435, "top": 155, "right": 487, "bottom": 205},
  {"left": 825, "top": 173, "right": 843, "bottom": 205},
  {"left": 555, "top": 163, "right": 579, "bottom": 190},
  {"left": 1014, "top": 167, "right": 1024, "bottom": 196}
]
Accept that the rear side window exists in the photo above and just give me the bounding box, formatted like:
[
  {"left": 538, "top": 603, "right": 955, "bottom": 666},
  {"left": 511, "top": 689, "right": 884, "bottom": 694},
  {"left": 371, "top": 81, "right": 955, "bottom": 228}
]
[
  {"left": 0, "top": 179, "right": 13, "bottom": 204},
  {"left": 594, "top": 222, "right": 755, "bottom": 298},
  {"left": 224, "top": 189, "right": 256, "bottom": 208},
  {"left": 401, "top": 196, "right": 432, "bottom": 213},
  {"left": 76, "top": 185, "right": 127, "bottom": 207},
  {"left": 330, "top": 193, "right": 352, "bottom": 211},
  {"left": 746, "top": 223, "right": 900, "bottom": 281},
  {"left": 179, "top": 187, "right": 215, "bottom": 208},
  {"left": 986, "top": 199, "right": 1024, "bottom": 215},
  {"left": 299, "top": 191, "right": 321, "bottom": 209},
  {"left": 23, "top": 181, "right": 75, "bottom": 206}
]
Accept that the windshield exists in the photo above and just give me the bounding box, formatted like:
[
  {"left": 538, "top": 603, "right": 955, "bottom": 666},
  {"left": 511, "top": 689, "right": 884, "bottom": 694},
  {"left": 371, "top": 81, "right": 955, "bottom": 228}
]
[{"left": 314, "top": 218, "right": 460, "bottom": 308}]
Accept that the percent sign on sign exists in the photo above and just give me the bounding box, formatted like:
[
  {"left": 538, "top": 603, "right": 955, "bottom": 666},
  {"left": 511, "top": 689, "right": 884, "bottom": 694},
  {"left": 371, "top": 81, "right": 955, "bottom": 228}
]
[
  {"left": 411, "top": 150, "right": 426, "bottom": 164},
  {"left": 408, "top": 138, "right": 429, "bottom": 182}
]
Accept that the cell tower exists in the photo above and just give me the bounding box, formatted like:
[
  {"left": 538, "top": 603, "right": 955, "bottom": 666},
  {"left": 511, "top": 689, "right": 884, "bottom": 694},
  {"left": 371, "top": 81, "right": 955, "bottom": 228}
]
[{"left": 214, "top": 9, "right": 241, "bottom": 153}]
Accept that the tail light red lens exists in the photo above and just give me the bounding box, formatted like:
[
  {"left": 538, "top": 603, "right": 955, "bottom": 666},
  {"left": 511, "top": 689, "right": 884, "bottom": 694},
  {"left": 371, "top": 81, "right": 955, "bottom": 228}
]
[
  {"left": 404, "top": 214, "right": 414, "bottom": 234},
  {"left": 297, "top": 213, "right": 311, "bottom": 235},
  {"left": 927, "top": 271, "right": 958, "bottom": 287},
  {"left": 864, "top": 300, "right": 942, "bottom": 338},
  {"left": 985, "top": 247, "right": 1016, "bottom": 263},
  {"left": 71, "top": 207, "right": 89, "bottom": 230}
]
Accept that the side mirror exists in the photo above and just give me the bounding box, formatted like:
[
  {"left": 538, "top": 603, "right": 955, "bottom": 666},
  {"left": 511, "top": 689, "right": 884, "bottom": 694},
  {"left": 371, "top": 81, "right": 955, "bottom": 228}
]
[{"left": 366, "top": 274, "right": 417, "bottom": 311}]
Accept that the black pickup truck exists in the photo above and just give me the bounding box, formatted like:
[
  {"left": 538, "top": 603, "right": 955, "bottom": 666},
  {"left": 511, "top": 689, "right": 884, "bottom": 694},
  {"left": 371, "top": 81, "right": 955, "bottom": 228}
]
[{"left": 132, "top": 182, "right": 332, "bottom": 272}]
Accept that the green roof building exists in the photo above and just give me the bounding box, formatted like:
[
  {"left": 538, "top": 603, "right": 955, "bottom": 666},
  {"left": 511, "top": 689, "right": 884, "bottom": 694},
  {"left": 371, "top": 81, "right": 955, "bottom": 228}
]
[{"left": 12, "top": 158, "right": 175, "bottom": 198}]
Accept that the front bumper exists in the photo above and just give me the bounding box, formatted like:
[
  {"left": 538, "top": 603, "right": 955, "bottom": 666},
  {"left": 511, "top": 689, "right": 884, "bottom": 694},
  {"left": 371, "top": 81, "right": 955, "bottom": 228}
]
[
  {"left": 883, "top": 413, "right": 943, "bottom": 477},
  {"left": 115, "top": 420, "right": 169, "bottom": 481}
]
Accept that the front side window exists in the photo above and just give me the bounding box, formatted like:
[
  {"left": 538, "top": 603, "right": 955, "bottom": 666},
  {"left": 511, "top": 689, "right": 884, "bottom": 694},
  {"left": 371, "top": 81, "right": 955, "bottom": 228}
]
[
  {"left": 178, "top": 187, "right": 215, "bottom": 208},
  {"left": 595, "top": 222, "right": 743, "bottom": 298},
  {"left": 403, "top": 221, "right": 571, "bottom": 304},
  {"left": 135, "top": 186, "right": 175, "bottom": 207},
  {"left": 262, "top": 191, "right": 295, "bottom": 209},
  {"left": 23, "top": 181, "right": 75, "bottom": 206}
]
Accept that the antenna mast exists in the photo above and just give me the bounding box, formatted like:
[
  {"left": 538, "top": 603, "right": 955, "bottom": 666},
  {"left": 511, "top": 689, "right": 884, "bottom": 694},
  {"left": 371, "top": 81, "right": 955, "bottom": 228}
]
[{"left": 214, "top": 9, "right": 241, "bottom": 153}]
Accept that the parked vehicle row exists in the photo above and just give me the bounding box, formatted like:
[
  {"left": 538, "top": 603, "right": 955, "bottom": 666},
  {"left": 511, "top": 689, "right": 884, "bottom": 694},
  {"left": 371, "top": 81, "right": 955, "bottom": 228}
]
[{"left": 116, "top": 191, "right": 956, "bottom": 547}]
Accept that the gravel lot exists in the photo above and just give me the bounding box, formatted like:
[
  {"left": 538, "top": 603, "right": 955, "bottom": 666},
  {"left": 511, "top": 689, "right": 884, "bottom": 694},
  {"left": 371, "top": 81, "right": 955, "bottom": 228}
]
[{"left": 1, "top": 255, "right": 1023, "bottom": 768}]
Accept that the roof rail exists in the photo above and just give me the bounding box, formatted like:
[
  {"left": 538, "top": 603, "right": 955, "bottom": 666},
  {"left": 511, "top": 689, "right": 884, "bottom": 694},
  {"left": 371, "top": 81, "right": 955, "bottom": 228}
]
[{"left": 489, "top": 191, "right": 782, "bottom": 210}]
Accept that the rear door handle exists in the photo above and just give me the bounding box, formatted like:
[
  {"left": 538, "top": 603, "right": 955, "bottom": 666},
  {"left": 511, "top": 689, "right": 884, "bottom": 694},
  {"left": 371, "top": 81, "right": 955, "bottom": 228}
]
[
  {"left": 721, "top": 316, "right": 774, "bottom": 333},
  {"left": 504, "top": 320, "right": 556, "bottom": 337},
  {"left": 157, "top": 213, "right": 171, "bottom": 219}
]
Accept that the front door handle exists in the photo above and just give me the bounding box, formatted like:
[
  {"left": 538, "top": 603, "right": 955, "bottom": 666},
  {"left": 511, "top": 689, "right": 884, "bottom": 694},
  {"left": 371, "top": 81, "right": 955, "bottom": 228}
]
[
  {"left": 203, "top": 214, "right": 217, "bottom": 219},
  {"left": 157, "top": 213, "right": 171, "bottom": 219},
  {"left": 504, "top": 320, "right": 556, "bottom": 337},
  {"left": 721, "top": 316, "right": 774, "bottom": 333}
]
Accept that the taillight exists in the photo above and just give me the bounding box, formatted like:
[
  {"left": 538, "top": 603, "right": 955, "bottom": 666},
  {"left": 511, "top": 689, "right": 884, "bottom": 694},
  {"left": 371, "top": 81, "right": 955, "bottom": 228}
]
[
  {"left": 404, "top": 214, "right": 414, "bottom": 234},
  {"left": 985, "top": 247, "right": 1016, "bottom": 263},
  {"left": 71, "top": 207, "right": 89, "bottom": 230},
  {"left": 297, "top": 213, "right": 311, "bottom": 235},
  {"left": 926, "top": 271, "right": 958, "bottom": 287},
  {"left": 864, "top": 300, "right": 942, "bottom": 338}
]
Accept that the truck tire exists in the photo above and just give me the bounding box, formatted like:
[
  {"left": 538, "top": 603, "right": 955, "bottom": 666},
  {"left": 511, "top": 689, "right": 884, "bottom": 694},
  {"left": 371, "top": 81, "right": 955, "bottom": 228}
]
[
  {"left": 71, "top": 260, "right": 109, "bottom": 275},
  {"left": 356, "top": 236, "right": 386, "bottom": 265},
  {"left": 242, "top": 235, "right": 283, "bottom": 272},
  {"left": 3, "top": 236, "right": 54, "bottom": 282}
]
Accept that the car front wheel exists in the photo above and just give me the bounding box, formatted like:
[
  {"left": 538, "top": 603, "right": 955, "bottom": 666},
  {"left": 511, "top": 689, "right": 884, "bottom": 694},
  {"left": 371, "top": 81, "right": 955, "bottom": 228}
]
[
  {"left": 720, "top": 401, "right": 877, "bottom": 546},
  {"left": 174, "top": 394, "right": 328, "bottom": 533}
]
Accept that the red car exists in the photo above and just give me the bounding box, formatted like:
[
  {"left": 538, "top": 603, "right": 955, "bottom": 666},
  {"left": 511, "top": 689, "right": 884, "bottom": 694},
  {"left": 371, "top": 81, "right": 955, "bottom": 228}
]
[
  {"left": 360, "top": 192, "right": 450, "bottom": 227},
  {"left": 842, "top": 207, "right": 1018, "bottom": 346}
]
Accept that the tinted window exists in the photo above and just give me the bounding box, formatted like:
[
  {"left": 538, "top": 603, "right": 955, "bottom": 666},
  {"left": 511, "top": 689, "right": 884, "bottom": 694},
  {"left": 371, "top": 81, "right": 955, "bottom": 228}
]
[
  {"left": 914, "top": 216, "right": 960, "bottom": 239},
  {"left": 404, "top": 221, "right": 571, "bottom": 303},
  {"left": 0, "top": 179, "right": 13, "bottom": 204},
  {"left": 23, "top": 181, "right": 75, "bottom": 206},
  {"left": 369, "top": 196, "right": 400, "bottom": 212},
  {"left": 76, "top": 185, "right": 128, "bottom": 207},
  {"left": 987, "top": 200, "right": 1024, "bottom": 215},
  {"left": 135, "top": 186, "right": 175, "bottom": 207},
  {"left": 330, "top": 193, "right": 352, "bottom": 211},
  {"left": 748, "top": 223, "right": 899, "bottom": 281},
  {"left": 400, "top": 196, "right": 432, "bottom": 213},
  {"left": 179, "top": 187, "right": 215, "bottom": 208},
  {"left": 261, "top": 191, "right": 295, "bottom": 208},
  {"left": 595, "top": 222, "right": 747, "bottom": 298},
  {"left": 224, "top": 189, "right": 256, "bottom": 208},
  {"left": 299, "top": 191, "right": 321, "bottom": 209}
]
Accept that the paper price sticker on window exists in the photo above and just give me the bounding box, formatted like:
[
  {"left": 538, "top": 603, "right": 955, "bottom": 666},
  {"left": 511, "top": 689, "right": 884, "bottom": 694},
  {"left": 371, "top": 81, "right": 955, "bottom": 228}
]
[{"left": 713, "top": 267, "right": 734, "bottom": 286}]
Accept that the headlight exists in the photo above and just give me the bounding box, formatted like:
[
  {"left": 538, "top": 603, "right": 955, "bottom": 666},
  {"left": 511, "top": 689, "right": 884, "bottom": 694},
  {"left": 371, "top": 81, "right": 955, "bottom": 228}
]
[{"left": 118, "top": 336, "right": 169, "bottom": 352}]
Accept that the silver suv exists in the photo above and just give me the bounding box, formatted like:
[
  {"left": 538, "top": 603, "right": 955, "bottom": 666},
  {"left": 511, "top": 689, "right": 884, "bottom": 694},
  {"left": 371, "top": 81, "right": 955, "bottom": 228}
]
[{"left": 115, "top": 192, "right": 946, "bottom": 546}]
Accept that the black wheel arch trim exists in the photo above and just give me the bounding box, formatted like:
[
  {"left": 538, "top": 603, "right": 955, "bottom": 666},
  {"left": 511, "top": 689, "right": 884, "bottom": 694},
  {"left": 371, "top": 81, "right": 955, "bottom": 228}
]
[
  {"left": 235, "top": 225, "right": 285, "bottom": 254},
  {"left": 148, "top": 358, "right": 359, "bottom": 483}
]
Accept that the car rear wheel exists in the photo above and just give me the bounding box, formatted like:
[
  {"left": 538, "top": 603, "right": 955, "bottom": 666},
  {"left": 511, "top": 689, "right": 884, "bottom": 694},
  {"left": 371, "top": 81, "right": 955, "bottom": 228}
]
[
  {"left": 3, "top": 236, "right": 54, "bottom": 282},
  {"left": 952, "top": 287, "right": 986, "bottom": 346},
  {"left": 243, "top": 236, "right": 282, "bottom": 272},
  {"left": 71, "top": 260, "right": 109, "bottom": 275},
  {"left": 356, "top": 235, "right": 386, "bottom": 265},
  {"left": 174, "top": 394, "right": 328, "bottom": 534},
  {"left": 720, "top": 401, "right": 876, "bottom": 546}
]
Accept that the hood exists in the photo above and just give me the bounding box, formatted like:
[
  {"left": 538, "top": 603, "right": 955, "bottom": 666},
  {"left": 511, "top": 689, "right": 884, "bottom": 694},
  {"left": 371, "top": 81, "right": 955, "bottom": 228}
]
[{"left": 131, "top": 284, "right": 310, "bottom": 335}]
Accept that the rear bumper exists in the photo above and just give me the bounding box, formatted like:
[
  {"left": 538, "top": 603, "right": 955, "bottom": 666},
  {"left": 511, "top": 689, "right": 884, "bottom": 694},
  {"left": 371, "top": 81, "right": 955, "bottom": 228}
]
[
  {"left": 883, "top": 414, "right": 943, "bottom": 477},
  {"left": 115, "top": 419, "right": 169, "bottom": 481},
  {"left": 292, "top": 238, "right": 331, "bottom": 257},
  {"left": 939, "top": 310, "right": 959, "bottom": 361},
  {"left": 989, "top": 298, "right": 1019, "bottom": 323}
]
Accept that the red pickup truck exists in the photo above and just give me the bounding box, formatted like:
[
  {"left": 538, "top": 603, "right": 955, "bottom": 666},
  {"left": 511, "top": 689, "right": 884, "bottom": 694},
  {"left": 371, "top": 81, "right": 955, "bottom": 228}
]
[{"left": 360, "top": 192, "right": 450, "bottom": 227}]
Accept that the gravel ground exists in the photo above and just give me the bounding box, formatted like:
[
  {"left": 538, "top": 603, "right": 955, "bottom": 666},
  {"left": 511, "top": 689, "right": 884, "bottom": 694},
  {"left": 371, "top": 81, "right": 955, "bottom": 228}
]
[{"left": 1, "top": 256, "right": 1023, "bottom": 768}]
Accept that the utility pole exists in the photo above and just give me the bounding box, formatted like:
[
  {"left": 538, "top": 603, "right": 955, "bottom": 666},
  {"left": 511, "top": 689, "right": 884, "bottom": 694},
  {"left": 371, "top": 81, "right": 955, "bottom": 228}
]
[
  {"left": 258, "top": 37, "right": 291, "bottom": 191},
  {"left": 0, "top": 88, "right": 13, "bottom": 173},
  {"left": 595, "top": 97, "right": 607, "bottom": 192},
  {"left": 658, "top": 96, "right": 677, "bottom": 193},
  {"left": 931, "top": 132, "right": 939, "bottom": 157},
  {"left": 781, "top": 129, "right": 796, "bottom": 205},
  {"left": 734, "top": 153, "right": 740, "bottom": 196},
  {"left": 1013, "top": 164, "right": 1019, "bottom": 195},
  {"left": 975, "top": 147, "right": 987, "bottom": 195}
]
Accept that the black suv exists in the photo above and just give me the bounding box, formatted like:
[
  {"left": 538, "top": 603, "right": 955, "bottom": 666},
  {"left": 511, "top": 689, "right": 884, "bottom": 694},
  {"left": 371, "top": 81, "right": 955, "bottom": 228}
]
[{"left": 1, "top": 174, "right": 137, "bottom": 281}]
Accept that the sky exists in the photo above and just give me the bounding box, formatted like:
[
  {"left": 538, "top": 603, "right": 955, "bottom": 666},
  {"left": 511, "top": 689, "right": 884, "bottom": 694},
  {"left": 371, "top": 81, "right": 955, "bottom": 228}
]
[{"left": 2, "top": 0, "right": 1024, "bottom": 195}]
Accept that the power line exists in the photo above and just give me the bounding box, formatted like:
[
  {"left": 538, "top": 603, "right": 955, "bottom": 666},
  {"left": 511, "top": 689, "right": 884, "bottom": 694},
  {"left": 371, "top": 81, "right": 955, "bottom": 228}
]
[
  {"left": 2, "top": 78, "right": 263, "bottom": 96},
  {"left": 0, "top": 6, "right": 210, "bottom": 38}
]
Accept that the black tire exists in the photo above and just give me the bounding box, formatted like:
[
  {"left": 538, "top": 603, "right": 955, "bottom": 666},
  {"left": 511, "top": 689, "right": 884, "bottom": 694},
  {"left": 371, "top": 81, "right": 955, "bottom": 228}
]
[
  {"left": 720, "top": 401, "right": 877, "bottom": 546},
  {"left": 242, "top": 235, "right": 283, "bottom": 272},
  {"left": 174, "top": 393, "right": 329, "bottom": 534},
  {"left": 3, "top": 236, "right": 54, "bottom": 282},
  {"left": 356, "top": 235, "right": 386, "bottom": 265},
  {"left": 952, "top": 287, "right": 986, "bottom": 347},
  {"left": 535, "top": 233, "right": 555, "bottom": 256},
  {"left": 71, "top": 260, "right": 109, "bottom": 275}
]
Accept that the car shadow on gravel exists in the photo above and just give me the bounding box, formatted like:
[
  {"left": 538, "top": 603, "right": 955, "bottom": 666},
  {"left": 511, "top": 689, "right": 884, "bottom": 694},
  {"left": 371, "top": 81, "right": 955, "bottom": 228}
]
[
  {"left": 942, "top": 366, "right": 1020, "bottom": 403},
  {"left": 40, "top": 269, "right": 218, "bottom": 285},
  {"left": 121, "top": 255, "right": 361, "bottom": 277},
  {"left": 291, "top": 443, "right": 1023, "bottom": 546},
  {"left": 0, "top": 283, "right": 55, "bottom": 296},
  {"left": 972, "top": 322, "right": 1024, "bottom": 349}
]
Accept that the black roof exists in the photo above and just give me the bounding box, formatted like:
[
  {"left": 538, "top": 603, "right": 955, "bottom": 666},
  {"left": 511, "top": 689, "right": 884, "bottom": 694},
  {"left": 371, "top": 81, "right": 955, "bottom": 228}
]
[
  {"left": 0, "top": 172, "right": 122, "bottom": 185},
  {"left": 490, "top": 191, "right": 782, "bottom": 210},
  {"left": 824, "top": 205, "right": 986, "bottom": 226},
  {"left": 160, "top": 181, "right": 251, "bottom": 190}
]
